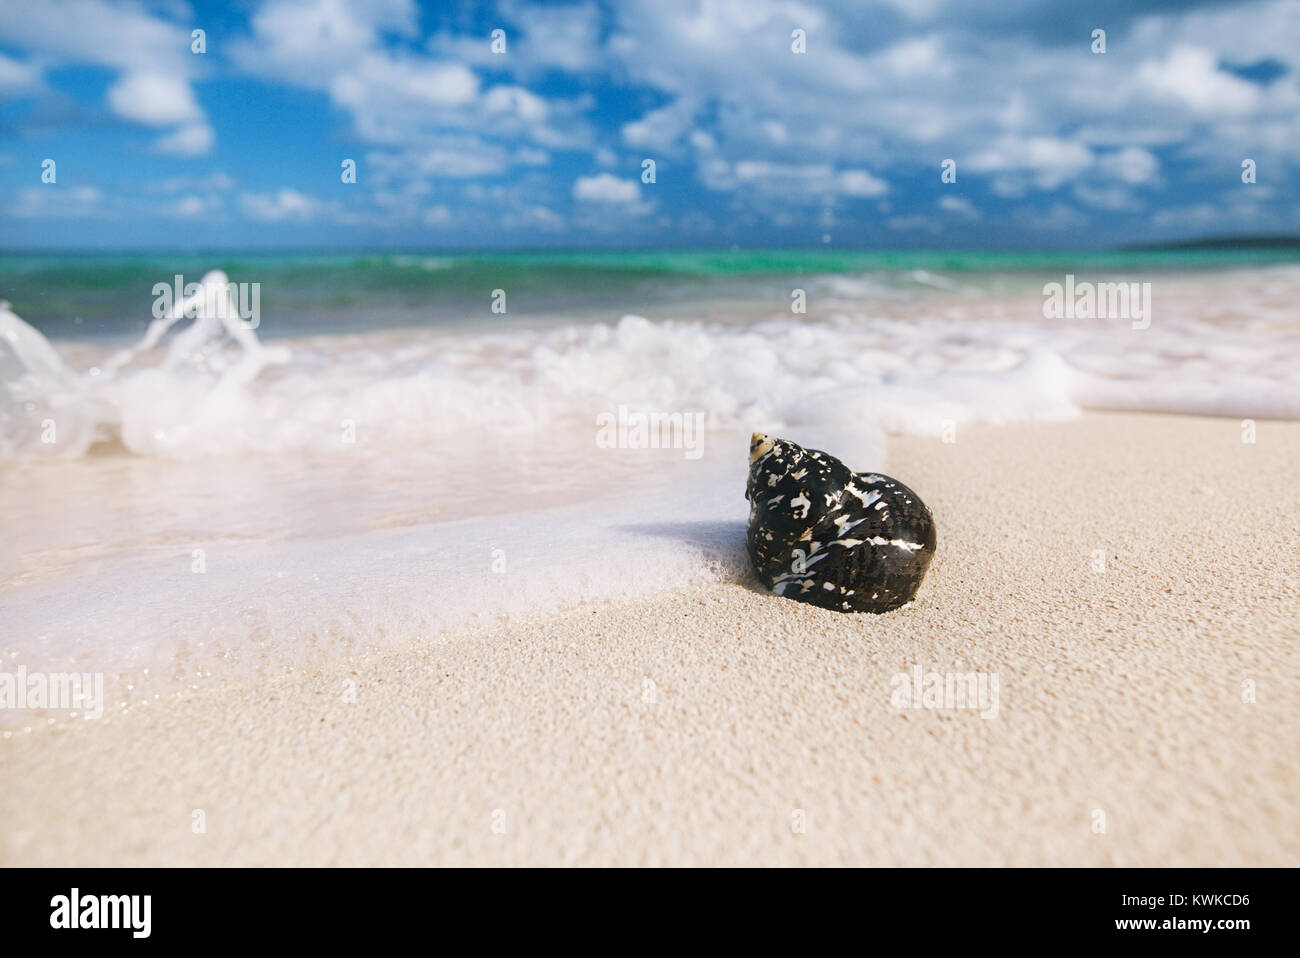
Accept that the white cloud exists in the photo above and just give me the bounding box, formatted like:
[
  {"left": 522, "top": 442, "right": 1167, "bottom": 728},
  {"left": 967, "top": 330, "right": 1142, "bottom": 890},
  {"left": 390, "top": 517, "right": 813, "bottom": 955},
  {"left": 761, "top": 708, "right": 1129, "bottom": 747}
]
[
  {"left": 526, "top": 205, "right": 565, "bottom": 229},
  {"left": 170, "top": 194, "right": 224, "bottom": 218},
  {"left": 877, "top": 35, "right": 951, "bottom": 79},
  {"left": 595, "top": 0, "right": 1300, "bottom": 207},
  {"left": 515, "top": 147, "right": 551, "bottom": 166},
  {"left": 235, "top": 0, "right": 419, "bottom": 86},
  {"left": 107, "top": 72, "right": 202, "bottom": 126},
  {"left": 174, "top": 196, "right": 206, "bottom": 217},
  {"left": 1136, "top": 46, "right": 1261, "bottom": 116},
  {"left": 483, "top": 85, "right": 549, "bottom": 121},
  {"left": 702, "top": 160, "right": 887, "bottom": 200},
  {"left": 330, "top": 57, "right": 480, "bottom": 113},
  {"left": 968, "top": 136, "right": 1094, "bottom": 190},
  {"left": 838, "top": 169, "right": 888, "bottom": 197},
  {"left": 241, "top": 189, "right": 319, "bottom": 222},
  {"left": 0, "top": 0, "right": 194, "bottom": 73},
  {"left": 0, "top": 2, "right": 214, "bottom": 152},
  {"left": 1097, "top": 147, "right": 1159, "bottom": 185},
  {"left": 231, "top": 0, "right": 591, "bottom": 181},
  {"left": 761, "top": 120, "right": 788, "bottom": 144},
  {"left": 12, "top": 184, "right": 103, "bottom": 218},
  {"left": 495, "top": 0, "right": 604, "bottom": 74},
  {"left": 427, "top": 0, "right": 604, "bottom": 76},
  {"left": 688, "top": 130, "right": 715, "bottom": 153},
  {"left": 573, "top": 173, "right": 640, "bottom": 204},
  {"left": 155, "top": 123, "right": 214, "bottom": 156},
  {"left": 1073, "top": 184, "right": 1139, "bottom": 212},
  {"left": 621, "top": 99, "right": 698, "bottom": 149},
  {"left": 938, "top": 195, "right": 979, "bottom": 218},
  {"left": 0, "top": 52, "right": 40, "bottom": 97},
  {"left": 422, "top": 204, "right": 451, "bottom": 225},
  {"left": 369, "top": 138, "right": 513, "bottom": 179}
]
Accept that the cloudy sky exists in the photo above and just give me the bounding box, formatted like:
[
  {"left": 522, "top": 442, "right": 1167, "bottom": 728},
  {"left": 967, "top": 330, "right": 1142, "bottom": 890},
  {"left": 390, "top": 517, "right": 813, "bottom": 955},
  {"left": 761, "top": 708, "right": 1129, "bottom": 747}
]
[{"left": 0, "top": 0, "right": 1297, "bottom": 249}]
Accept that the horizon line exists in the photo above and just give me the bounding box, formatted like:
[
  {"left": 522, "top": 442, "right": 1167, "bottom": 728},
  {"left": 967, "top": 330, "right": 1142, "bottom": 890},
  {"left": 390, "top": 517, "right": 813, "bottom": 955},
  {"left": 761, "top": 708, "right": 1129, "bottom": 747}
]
[{"left": 3, "top": 233, "right": 1300, "bottom": 258}]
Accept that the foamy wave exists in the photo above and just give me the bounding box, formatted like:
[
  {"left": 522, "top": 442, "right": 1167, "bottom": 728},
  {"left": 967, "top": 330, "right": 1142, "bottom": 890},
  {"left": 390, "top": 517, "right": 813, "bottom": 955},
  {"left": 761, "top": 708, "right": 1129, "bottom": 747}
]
[{"left": 6, "top": 292, "right": 1298, "bottom": 465}]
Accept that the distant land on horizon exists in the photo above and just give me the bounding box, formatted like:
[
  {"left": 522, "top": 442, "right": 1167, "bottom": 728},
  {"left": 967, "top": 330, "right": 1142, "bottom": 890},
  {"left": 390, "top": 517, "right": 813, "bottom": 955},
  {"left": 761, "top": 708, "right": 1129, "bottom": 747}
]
[{"left": 1120, "top": 235, "right": 1300, "bottom": 251}]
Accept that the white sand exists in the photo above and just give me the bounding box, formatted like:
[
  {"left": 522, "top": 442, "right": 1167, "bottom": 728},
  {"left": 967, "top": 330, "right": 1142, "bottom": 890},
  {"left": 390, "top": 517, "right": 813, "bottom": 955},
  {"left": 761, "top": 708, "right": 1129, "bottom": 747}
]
[{"left": 2, "top": 413, "right": 1297, "bottom": 866}]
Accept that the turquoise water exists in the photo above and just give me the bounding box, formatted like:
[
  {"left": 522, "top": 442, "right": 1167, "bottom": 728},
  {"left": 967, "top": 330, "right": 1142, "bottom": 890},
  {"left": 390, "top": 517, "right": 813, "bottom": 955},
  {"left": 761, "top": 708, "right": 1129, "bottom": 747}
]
[{"left": 3, "top": 247, "right": 1298, "bottom": 339}]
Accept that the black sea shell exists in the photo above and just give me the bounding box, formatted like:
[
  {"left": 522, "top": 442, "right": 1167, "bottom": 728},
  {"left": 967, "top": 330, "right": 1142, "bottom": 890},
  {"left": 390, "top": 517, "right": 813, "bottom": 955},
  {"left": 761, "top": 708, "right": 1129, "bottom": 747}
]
[{"left": 745, "top": 433, "right": 937, "bottom": 613}]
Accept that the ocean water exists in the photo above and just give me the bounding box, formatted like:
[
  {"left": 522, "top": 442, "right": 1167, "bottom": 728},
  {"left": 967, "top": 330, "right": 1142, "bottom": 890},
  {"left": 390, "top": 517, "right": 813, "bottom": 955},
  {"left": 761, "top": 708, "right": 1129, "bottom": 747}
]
[
  {"left": 2, "top": 249, "right": 1298, "bottom": 723},
  {"left": 7, "top": 247, "right": 1300, "bottom": 338}
]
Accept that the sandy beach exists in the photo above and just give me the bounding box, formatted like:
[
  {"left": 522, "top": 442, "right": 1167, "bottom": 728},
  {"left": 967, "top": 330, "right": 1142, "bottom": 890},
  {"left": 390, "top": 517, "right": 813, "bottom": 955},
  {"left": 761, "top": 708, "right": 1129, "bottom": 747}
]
[{"left": 2, "top": 411, "right": 1296, "bottom": 866}]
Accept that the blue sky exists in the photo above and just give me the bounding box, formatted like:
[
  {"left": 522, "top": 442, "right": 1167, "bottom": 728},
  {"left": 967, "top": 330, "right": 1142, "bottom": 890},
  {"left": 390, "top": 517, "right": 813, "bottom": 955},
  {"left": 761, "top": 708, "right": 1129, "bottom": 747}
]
[{"left": 0, "top": 0, "right": 1297, "bottom": 250}]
